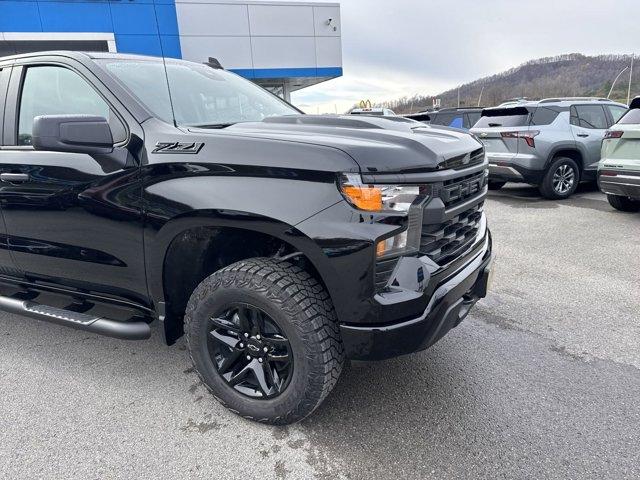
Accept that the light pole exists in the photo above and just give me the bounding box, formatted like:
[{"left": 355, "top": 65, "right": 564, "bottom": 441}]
[
  {"left": 607, "top": 66, "right": 629, "bottom": 99},
  {"left": 627, "top": 55, "right": 634, "bottom": 105}
]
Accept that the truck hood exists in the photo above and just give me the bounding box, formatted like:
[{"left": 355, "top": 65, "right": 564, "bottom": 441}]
[{"left": 190, "top": 115, "right": 483, "bottom": 174}]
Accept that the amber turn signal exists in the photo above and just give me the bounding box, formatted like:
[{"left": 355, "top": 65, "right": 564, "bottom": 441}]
[{"left": 341, "top": 185, "right": 383, "bottom": 211}]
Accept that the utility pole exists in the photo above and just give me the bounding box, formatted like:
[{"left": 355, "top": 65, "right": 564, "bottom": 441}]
[
  {"left": 457, "top": 87, "right": 460, "bottom": 108},
  {"left": 477, "top": 85, "right": 484, "bottom": 107},
  {"left": 627, "top": 55, "right": 634, "bottom": 105}
]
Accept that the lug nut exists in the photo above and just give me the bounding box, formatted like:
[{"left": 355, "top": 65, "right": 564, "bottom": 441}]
[
  {"left": 246, "top": 355, "right": 251, "bottom": 361},
  {"left": 244, "top": 333, "right": 249, "bottom": 338},
  {"left": 256, "top": 335, "right": 261, "bottom": 340},
  {"left": 258, "top": 358, "right": 263, "bottom": 363},
  {"left": 263, "top": 347, "right": 268, "bottom": 352},
  {"left": 239, "top": 343, "right": 244, "bottom": 348}
]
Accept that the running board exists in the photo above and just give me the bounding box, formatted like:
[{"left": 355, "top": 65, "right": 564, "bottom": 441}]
[{"left": 0, "top": 295, "right": 151, "bottom": 340}]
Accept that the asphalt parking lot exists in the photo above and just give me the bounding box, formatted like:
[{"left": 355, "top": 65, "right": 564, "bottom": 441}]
[{"left": 1, "top": 184, "right": 639, "bottom": 480}]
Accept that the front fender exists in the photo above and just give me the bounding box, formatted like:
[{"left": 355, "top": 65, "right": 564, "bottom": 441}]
[{"left": 142, "top": 168, "right": 344, "bottom": 308}]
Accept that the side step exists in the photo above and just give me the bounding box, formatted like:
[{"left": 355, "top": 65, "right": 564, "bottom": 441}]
[{"left": 0, "top": 295, "right": 151, "bottom": 340}]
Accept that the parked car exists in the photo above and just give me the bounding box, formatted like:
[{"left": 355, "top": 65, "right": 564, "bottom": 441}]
[
  {"left": 349, "top": 107, "right": 396, "bottom": 116},
  {"left": 430, "top": 108, "right": 484, "bottom": 130},
  {"left": 471, "top": 98, "right": 628, "bottom": 199},
  {"left": 0, "top": 52, "right": 493, "bottom": 424},
  {"left": 404, "top": 111, "right": 432, "bottom": 123},
  {"left": 598, "top": 97, "right": 640, "bottom": 212},
  {"left": 405, "top": 108, "right": 483, "bottom": 130}
]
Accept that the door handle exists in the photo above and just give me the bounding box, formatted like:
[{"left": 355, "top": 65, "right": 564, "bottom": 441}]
[
  {"left": 576, "top": 133, "right": 589, "bottom": 138},
  {"left": 0, "top": 173, "right": 30, "bottom": 183}
]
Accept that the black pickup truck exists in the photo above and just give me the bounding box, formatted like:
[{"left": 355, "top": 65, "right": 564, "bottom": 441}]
[{"left": 0, "top": 52, "right": 492, "bottom": 424}]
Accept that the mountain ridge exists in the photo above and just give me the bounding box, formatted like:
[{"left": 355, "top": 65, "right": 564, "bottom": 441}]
[{"left": 381, "top": 53, "right": 637, "bottom": 113}]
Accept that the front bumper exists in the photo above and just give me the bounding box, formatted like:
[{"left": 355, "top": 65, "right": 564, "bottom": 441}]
[
  {"left": 340, "top": 232, "right": 493, "bottom": 361},
  {"left": 598, "top": 169, "right": 640, "bottom": 198}
]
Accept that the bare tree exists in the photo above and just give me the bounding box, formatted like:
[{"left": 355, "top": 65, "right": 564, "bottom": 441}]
[{"left": 379, "top": 53, "right": 637, "bottom": 113}]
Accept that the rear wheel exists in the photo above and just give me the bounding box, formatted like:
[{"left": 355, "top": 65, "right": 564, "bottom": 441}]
[
  {"left": 539, "top": 157, "right": 580, "bottom": 199},
  {"left": 607, "top": 194, "right": 640, "bottom": 212},
  {"left": 185, "top": 258, "right": 344, "bottom": 425},
  {"left": 488, "top": 181, "right": 506, "bottom": 190}
]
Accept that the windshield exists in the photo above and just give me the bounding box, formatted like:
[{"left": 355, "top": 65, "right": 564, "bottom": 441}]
[{"left": 97, "top": 58, "right": 298, "bottom": 127}]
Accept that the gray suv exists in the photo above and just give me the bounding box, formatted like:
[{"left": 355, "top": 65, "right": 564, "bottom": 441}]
[{"left": 471, "top": 98, "right": 628, "bottom": 199}]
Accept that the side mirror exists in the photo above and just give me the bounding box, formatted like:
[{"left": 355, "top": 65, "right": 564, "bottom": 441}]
[{"left": 32, "top": 114, "right": 114, "bottom": 155}]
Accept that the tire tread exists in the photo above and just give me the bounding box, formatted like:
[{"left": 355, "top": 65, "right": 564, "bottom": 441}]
[{"left": 184, "top": 257, "right": 344, "bottom": 425}]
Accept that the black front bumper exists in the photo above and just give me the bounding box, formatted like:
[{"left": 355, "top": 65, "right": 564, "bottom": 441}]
[{"left": 340, "top": 235, "right": 493, "bottom": 361}]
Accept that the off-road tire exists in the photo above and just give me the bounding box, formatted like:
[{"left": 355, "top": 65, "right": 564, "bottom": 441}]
[
  {"left": 488, "top": 181, "right": 506, "bottom": 190},
  {"left": 539, "top": 157, "right": 580, "bottom": 199},
  {"left": 184, "top": 257, "right": 344, "bottom": 425},
  {"left": 607, "top": 194, "right": 640, "bottom": 212}
]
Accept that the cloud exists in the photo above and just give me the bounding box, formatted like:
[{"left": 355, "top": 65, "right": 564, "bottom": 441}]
[{"left": 292, "top": 0, "right": 638, "bottom": 113}]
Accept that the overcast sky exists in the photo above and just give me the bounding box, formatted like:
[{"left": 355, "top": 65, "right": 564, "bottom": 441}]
[{"left": 290, "top": 0, "right": 639, "bottom": 113}]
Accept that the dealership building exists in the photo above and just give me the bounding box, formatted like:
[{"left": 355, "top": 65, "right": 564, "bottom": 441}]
[{"left": 0, "top": 0, "right": 343, "bottom": 100}]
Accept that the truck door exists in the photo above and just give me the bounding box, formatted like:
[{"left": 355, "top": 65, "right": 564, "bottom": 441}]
[{"left": 0, "top": 61, "right": 148, "bottom": 305}]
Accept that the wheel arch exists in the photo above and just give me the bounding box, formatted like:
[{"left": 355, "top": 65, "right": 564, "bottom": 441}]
[
  {"left": 147, "top": 211, "right": 336, "bottom": 345},
  {"left": 547, "top": 147, "right": 584, "bottom": 172}
]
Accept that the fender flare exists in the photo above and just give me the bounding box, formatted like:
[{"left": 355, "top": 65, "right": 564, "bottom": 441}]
[{"left": 145, "top": 209, "right": 340, "bottom": 315}]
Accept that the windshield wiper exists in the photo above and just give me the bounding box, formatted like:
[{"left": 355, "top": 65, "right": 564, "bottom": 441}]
[{"left": 188, "top": 123, "right": 236, "bottom": 129}]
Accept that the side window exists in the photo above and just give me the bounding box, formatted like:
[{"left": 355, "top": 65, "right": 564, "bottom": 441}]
[
  {"left": 448, "top": 115, "right": 464, "bottom": 129},
  {"left": 17, "top": 66, "right": 126, "bottom": 146},
  {"left": 606, "top": 105, "right": 628, "bottom": 125},
  {"left": 432, "top": 113, "right": 463, "bottom": 128},
  {"left": 466, "top": 112, "right": 481, "bottom": 128},
  {"left": 570, "top": 105, "right": 608, "bottom": 130},
  {"left": 530, "top": 107, "right": 560, "bottom": 126}
]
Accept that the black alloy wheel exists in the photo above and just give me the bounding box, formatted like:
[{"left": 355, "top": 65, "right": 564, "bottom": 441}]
[{"left": 208, "top": 305, "right": 293, "bottom": 399}]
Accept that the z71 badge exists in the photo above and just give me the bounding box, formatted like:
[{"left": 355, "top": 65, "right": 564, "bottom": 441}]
[{"left": 152, "top": 142, "right": 204, "bottom": 154}]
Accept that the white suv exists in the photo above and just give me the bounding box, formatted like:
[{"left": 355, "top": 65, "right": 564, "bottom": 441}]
[{"left": 598, "top": 97, "right": 640, "bottom": 212}]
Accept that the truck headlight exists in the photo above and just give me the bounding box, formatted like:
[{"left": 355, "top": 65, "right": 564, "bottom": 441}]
[
  {"left": 339, "top": 173, "right": 427, "bottom": 258},
  {"left": 339, "top": 173, "right": 428, "bottom": 212}
]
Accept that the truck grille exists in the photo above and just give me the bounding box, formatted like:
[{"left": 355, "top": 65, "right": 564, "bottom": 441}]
[
  {"left": 420, "top": 201, "right": 484, "bottom": 265},
  {"left": 374, "top": 163, "right": 487, "bottom": 292},
  {"left": 441, "top": 170, "right": 486, "bottom": 208}
]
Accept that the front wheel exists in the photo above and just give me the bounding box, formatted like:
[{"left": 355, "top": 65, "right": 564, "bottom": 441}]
[
  {"left": 539, "top": 157, "right": 580, "bottom": 199},
  {"left": 607, "top": 194, "right": 640, "bottom": 212},
  {"left": 185, "top": 258, "right": 344, "bottom": 425}
]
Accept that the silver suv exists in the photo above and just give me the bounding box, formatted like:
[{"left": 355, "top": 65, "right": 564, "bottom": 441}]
[{"left": 471, "top": 98, "right": 628, "bottom": 199}]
